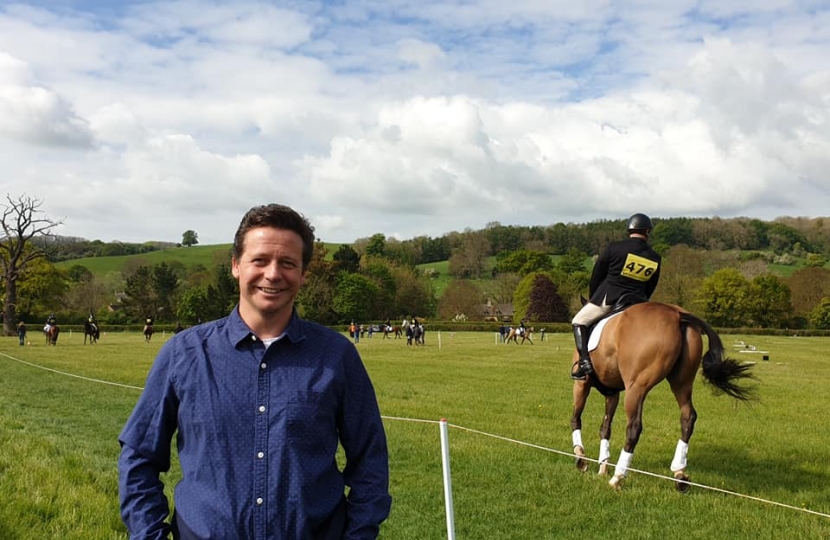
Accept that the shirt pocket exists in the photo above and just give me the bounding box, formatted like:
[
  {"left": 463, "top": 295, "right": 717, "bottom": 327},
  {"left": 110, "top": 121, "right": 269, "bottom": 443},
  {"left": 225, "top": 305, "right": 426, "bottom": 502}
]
[{"left": 286, "top": 391, "right": 337, "bottom": 444}]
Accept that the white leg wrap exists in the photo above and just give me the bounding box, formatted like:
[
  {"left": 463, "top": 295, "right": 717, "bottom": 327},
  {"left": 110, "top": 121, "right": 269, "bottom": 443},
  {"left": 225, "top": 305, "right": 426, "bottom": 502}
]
[
  {"left": 670, "top": 439, "right": 689, "bottom": 472},
  {"left": 599, "top": 439, "right": 611, "bottom": 463},
  {"left": 572, "top": 429, "right": 583, "bottom": 450},
  {"left": 614, "top": 450, "right": 634, "bottom": 478}
]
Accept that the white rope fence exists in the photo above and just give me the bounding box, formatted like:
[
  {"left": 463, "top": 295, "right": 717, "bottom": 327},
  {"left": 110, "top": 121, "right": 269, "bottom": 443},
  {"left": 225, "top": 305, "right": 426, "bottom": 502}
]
[{"left": 3, "top": 350, "right": 829, "bottom": 538}]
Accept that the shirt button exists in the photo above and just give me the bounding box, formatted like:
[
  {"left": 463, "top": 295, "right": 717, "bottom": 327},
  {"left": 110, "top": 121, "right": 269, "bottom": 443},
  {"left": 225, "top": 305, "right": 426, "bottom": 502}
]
[
  {"left": 261, "top": 363, "right": 267, "bottom": 369},
  {"left": 256, "top": 497, "right": 263, "bottom": 505},
  {"left": 258, "top": 405, "right": 266, "bottom": 413},
  {"left": 257, "top": 451, "right": 264, "bottom": 459}
]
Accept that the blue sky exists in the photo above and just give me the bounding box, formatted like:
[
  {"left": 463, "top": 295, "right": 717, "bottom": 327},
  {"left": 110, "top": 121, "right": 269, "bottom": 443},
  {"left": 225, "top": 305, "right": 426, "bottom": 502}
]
[{"left": 1, "top": 0, "right": 829, "bottom": 244}]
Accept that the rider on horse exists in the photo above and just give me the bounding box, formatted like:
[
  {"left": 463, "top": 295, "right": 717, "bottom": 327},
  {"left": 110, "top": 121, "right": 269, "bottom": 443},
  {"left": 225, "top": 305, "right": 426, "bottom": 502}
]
[
  {"left": 44, "top": 312, "right": 57, "bottom": 332},
  {"left": 88, "top": 312, "right": 98, "bottom": 332},
  {"left": 570, "top": 213, "right": 662, "bottom": 380}
]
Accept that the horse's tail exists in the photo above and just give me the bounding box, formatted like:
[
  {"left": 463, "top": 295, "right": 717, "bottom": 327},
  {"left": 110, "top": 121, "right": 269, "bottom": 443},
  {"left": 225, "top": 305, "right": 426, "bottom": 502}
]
[{"left": 679, "top": 312, "right": 756, "bottom": 401}]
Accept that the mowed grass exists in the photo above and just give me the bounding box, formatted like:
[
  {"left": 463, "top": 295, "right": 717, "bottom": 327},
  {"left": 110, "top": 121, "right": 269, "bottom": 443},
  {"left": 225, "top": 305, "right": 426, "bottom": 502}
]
[{"left": 1, "top": 330, "right": 829, "bottom": 539}]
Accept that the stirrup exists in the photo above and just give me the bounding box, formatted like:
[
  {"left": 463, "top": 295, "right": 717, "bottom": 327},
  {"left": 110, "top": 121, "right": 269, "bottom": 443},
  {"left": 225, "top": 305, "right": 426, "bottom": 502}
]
[
  {"left": 570, "top": 369, "right": 588, "bottom": 381},
  {"left": 570, "top": 362, "right": 589, "bottom": 380}
]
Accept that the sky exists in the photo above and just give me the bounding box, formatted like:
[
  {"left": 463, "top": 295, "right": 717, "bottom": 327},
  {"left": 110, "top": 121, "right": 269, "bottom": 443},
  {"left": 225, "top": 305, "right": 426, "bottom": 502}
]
[{"left": 1, "top": 0, "right": 829, "bottom": 245}]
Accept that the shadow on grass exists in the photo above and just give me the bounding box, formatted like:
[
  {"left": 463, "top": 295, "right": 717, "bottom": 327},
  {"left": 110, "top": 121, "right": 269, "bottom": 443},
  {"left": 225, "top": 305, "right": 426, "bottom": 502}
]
[{"left": 692, "top": 443, "right": 830, "bottom": 495}]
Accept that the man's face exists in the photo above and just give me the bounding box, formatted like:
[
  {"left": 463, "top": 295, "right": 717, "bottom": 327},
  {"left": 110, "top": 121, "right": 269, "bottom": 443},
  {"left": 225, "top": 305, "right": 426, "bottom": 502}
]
[{"left": 232, "top": 226, "right": 306, "bottom": 324}]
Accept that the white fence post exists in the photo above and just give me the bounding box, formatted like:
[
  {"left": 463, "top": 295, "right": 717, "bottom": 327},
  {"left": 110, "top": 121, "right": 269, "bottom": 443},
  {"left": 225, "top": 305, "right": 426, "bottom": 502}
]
[{"left": 440, "top": 418, "right": 456, "bottom": 540}]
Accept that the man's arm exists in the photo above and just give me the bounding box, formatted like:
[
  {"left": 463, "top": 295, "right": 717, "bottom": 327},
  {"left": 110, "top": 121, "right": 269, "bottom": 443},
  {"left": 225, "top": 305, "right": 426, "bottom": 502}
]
[
  {"left": 339, "top": 353, "right": 392, "bottom": 539},
  {"left": 118, "top": 444, "right": 173, "bottom": 540},
  {"left": 118, "top": 340, "right": 180, "bottom": 540}
]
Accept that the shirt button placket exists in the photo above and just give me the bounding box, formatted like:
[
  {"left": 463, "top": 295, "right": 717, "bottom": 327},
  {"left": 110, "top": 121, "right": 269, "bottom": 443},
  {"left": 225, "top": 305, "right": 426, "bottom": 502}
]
[{"left": 253, "top": 348, "right": 270, "bottom": 539}]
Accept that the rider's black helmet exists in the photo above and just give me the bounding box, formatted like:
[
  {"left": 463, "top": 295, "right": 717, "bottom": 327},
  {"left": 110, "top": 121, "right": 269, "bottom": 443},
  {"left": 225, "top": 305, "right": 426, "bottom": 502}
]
[{"left": 626, "top": 213, "right": 653, "bottom": 233}]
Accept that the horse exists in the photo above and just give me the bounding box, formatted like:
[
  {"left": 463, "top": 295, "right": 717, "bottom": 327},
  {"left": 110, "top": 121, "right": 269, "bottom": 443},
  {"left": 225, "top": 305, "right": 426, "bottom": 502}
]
[
  {"left": 570, "top": 302, "right": 756, "bottom": 491},
  {"left": 144, "top": 324, "right": 154, "bottom": 342},
  {"left": 383, "top": 325, "right": 402, "bottom": 339},
  {"left": 44, "top": 324, "right": 60, "bottom": 346},
  {"left": 84, "top": 320, "right": 100, "bottom": 344},
  {"left": 505, "top": 327, "right": 533, "bottom": 345}
]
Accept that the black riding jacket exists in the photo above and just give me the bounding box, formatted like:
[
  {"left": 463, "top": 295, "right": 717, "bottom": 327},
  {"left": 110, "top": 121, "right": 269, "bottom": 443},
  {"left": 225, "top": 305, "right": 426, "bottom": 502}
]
[{"left": 588, "top": 236, "right": 661, "bottom": 305}]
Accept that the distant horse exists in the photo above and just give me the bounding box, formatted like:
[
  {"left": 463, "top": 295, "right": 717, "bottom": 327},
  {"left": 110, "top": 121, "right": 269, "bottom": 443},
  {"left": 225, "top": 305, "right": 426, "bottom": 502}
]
[
  {"left": 505, "top": 327, "right": 533, "bottom": 345},
  {"left": 44, "top": 324, "right": 60, "bottom": 346},
  {"left": 84, "top": 320, "right": 100, "bottom": 344},
  {"left": 570, "top": 302, "right": 756, "bottom": 491},
  {"left": 144, "top": 323, "right": 154, "bottom": 342},
  {"left": 413, "top": 324, "right": 425, "bottom": 345},
  {"left": 383, "top": 325, "right": 402, "bottom": 339}
]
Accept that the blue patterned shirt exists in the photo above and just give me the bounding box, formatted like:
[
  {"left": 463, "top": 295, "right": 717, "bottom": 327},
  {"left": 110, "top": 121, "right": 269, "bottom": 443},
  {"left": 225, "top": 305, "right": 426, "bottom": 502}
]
[{"left": 118, "top": 308, "right": 391, "bottom": 539}]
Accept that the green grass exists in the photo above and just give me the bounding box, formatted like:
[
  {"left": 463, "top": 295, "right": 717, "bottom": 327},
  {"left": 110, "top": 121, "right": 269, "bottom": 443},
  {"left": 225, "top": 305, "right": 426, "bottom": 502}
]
[{"left": 1, "top": 332, "right": 829, "bottom": 539}]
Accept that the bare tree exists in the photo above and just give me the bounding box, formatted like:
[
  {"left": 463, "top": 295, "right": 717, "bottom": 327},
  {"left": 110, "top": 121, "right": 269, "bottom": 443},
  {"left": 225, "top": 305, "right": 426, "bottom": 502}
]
[{"left": 1, "top": 194, "right": 63, "bottom": 335}]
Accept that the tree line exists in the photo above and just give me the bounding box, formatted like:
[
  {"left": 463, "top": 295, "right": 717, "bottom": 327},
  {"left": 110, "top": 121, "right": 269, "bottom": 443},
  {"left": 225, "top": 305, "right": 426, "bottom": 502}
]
[{"left": 3, "top": 193, "right": 830, "bottom": 335}]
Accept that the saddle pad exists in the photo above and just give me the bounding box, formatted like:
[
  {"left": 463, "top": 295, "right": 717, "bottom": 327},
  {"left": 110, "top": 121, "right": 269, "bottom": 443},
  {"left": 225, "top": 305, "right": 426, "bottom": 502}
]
[{"left": 588, "top": 311, "right": 624, "bottom": 351}]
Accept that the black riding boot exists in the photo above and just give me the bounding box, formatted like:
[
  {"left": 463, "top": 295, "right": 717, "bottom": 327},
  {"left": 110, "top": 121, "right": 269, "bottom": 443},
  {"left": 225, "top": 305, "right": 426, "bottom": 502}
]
[{"left": 570, "top": 324, "right": 594, "bottom": 380}]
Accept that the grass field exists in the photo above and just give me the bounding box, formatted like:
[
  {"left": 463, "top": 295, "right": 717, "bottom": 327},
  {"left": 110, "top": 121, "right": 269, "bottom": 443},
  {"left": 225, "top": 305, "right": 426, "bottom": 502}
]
[{"left": 1, "top": 330, "right": 829, "bottom": 539}]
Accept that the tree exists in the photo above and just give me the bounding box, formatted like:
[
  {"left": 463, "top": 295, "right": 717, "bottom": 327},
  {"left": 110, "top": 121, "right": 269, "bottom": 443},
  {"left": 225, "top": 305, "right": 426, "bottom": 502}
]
[
  {"left": 333, "top": 273, "right": 378, "bottom": 322},
  {"left": 495, "top": 249, "right": 553, "bottom": 276},
  {"left": 557, "top": 248, "right": 589, "bottom": 275},
  {"left": 787, "top": 267, "right": 830, "bottom": 318},
  {"left": 809, "top": 297, "right": 830, "bottom": 329},
  {"left": 1, "top": 194, "right": 63, "bottom": 335},
  {"left": 332, "top": 245, "right": 361, "bottom": 274},
  {"left": 297, "top": 242, "right": 338, "bottom": 324},
  {"left": 745, "top": 274, "right": 792, "bottom": 328},
  {"left": 650, "top": 245, "right": 704, "bottom": 309},
  {"left": 525, "top": 273, "right": 569, "bottom": 322},
  {"left": 447, "top": 230, "right": 490, "bottom": 279},
  {"left": 182, "top": 230, "right": 199, "bottom": 247},
  {"left": 15, "top": 255, "right": 68, "bottom": 321},
  {"left": 122, "top": 265, "right": 155, "bottom": 321},
  {"left": 366, "top": 233, "right": 386, "bottom": 258},
  {"left": 437, "top": 280, "right": 482, "bottom": 320},
  {"left": 695, "top": 268, "right": 750, "bottom": 327}
]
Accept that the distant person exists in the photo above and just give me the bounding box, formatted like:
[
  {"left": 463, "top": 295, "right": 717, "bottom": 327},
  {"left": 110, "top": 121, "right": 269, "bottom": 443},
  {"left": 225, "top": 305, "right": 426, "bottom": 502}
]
[
  {"left": 17, "top": 321, "right": 27, "bottom": 346},
  {"left": 173, "top": 322, "right": 184, "bottom": 334},
  {"left": 570, "top": 213, "right": 661, "bottom": 380},
  {"left": 118, "top": 203, "right": 391, "bottom": 539}
]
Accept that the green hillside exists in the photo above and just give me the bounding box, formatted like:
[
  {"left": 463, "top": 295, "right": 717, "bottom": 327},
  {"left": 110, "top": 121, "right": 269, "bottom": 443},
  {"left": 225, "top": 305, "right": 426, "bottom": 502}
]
[
  {"left": 55, "top": 244, "right": 234, "bottom": 275},
  {"left": 54, "top": 242, "right": 344, "bottom": 277}
]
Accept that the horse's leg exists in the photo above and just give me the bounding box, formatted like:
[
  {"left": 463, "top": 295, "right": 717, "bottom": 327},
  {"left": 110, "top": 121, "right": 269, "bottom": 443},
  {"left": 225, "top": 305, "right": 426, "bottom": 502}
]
[
  {"left": 597, "top": 393, "right": 620, "bottom": 476},
  {"left": 609, "top": 385, "right": 648, "bottom": 489},
  {"left": 668, "top": 380, "right": 697, "bottom": 493},
  {"left": 571, "top": 380, "right": 592, "bottom": 472}
]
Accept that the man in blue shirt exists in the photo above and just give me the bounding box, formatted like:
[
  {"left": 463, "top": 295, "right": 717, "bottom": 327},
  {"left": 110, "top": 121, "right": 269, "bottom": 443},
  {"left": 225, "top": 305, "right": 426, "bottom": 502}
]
[{"left": 118, "top": 204, "right": 392, "bottom": 539}]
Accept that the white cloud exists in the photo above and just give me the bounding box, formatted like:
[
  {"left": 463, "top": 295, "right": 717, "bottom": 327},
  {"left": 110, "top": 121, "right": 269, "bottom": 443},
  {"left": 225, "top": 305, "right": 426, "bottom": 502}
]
[{"left": 0, "top": 51, "right": 94, "bottom": 146}]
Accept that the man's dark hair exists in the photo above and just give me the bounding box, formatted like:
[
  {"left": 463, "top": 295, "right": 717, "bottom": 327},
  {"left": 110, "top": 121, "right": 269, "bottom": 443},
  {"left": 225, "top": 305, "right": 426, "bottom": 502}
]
[{"left": 233, "top": 204, "right": 316, "bottom": 269}]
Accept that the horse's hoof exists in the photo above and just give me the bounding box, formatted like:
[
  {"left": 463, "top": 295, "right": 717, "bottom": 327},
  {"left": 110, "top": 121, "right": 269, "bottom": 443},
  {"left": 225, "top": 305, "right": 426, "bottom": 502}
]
[
  {"left": 674, "top": 471, "right": 691, "bottom": 493},
  {"left": 574, "top": 446, "right": 589, "bottom": 473},
  {"left": 598, "top": 461, "right": 609, "bottom": 476},
  {"left": 609, "top": 474, "right": 624, "bottom": 490}
]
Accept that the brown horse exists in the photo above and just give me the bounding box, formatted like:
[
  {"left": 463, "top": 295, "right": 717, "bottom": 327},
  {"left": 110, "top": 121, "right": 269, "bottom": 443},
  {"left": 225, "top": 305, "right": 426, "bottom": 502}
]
[
  {"left": 382, "top": 325, "right": 402, "bottom": 339},
  {"left": 505, "top": 327, "right": 533, "bottom": 345},
  {"left": 570, "top": 302, "right": 755, "bottom": 491},
  {"left": 144, "top": 324, "right": 154, "bottom": 342},
  {"left": 44, "top": 324, "right": 60, "bottom": 345}
]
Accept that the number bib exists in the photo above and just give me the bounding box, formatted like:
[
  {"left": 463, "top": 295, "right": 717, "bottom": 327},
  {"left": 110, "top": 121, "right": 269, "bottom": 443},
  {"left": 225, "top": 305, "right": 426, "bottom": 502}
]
[{"left": 621, "top": 253, "right": 659, "bottom": 282}]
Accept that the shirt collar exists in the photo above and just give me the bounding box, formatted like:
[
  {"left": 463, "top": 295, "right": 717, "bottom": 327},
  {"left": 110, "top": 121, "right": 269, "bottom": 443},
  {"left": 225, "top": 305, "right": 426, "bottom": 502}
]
[{"left": 227, "top": 306, "right": 308, "bottom": 348}]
